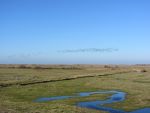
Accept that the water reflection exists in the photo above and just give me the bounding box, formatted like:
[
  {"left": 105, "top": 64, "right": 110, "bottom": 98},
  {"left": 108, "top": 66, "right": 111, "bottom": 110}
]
[{"left": 34, "top": 90, "right": 150, "bottom": 113}]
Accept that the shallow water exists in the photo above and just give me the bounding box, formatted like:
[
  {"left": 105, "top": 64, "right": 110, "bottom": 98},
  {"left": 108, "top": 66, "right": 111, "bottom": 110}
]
[{"left": 34, "top": 90, "right": 150, "bottom": 113}]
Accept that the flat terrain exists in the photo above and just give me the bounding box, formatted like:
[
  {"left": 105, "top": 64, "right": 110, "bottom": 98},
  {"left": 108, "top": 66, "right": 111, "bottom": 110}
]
[{"left": 0, "top": 65, "right": 150, "bottom": 113}]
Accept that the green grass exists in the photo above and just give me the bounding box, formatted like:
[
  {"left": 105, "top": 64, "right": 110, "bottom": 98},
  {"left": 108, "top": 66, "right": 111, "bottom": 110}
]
[
  {"left": 0, "top": 65, "right": 150, "bottom": 113},
  {"left": 0, "top": 66, "right": 130, "bottom": 86},
  {"left": 0, "top": 77, "right": 109, "bottom": 113}
]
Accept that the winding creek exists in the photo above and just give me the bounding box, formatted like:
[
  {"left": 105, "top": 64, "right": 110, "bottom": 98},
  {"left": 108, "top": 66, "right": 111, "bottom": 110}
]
[{"left": 34, "top": 90, "right": 150, "bottom": 113}]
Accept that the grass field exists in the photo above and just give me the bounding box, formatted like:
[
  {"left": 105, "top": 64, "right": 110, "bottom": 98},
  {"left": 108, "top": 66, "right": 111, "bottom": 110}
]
[{"left": 0, "top": 65, "right": 150, "bottom": 113}]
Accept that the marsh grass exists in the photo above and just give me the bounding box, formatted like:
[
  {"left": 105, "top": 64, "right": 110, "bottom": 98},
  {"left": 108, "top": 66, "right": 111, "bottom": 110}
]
[{"left": 0, "top": 65, "right": 150, "bottom": 113}]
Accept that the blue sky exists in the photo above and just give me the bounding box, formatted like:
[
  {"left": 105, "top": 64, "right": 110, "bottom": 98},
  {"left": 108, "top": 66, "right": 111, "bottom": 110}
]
[{"left": 0, "top": 0, "right": 150, "bottom": 64}]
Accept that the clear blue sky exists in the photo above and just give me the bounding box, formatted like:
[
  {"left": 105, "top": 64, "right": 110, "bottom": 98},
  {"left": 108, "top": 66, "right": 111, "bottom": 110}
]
[{"left": 0, "top": 0, "right": 150, "bottom": 64}]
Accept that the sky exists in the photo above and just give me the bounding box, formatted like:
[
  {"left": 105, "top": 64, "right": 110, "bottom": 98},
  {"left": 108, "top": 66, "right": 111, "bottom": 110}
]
[{"left": 0, "top": 0, "right": 150, "bottom": 64}]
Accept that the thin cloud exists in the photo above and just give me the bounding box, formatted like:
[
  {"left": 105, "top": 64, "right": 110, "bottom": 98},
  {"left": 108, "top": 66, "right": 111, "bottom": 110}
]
[
  {"left": 58, "top": 48, "right": 119, "bottom": 53},
  {"left": 6, "top": 52, "right": 44, "bottom": 59}
]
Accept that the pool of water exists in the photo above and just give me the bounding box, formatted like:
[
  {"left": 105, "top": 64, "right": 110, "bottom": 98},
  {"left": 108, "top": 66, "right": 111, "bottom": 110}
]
[{"left": 34, "top": 90, "right": 150, "bottom": 113}]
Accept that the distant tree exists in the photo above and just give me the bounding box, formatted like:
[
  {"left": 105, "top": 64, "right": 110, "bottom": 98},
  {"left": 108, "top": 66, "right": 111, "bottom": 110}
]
[
  {"left": 18, "top": 65, "right": 27, "bottom": 69},
  {"left": 141, "top": 69, "right": 147, "bottom": 72}
]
